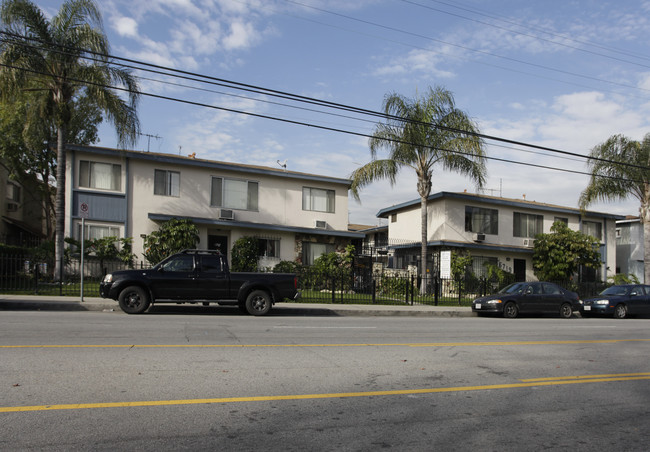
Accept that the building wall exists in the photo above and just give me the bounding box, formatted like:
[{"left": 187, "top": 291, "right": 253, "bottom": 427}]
[
  {"left": 65, "top": 148, "right": 354, "bottom": 264},
  {"left": 385, "top": 194, "right": 619, "bottom": 281}
]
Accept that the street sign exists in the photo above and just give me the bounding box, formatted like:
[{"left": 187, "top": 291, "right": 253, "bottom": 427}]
[{"left": 79, "top": 202, "right": 89, "bottom": 219}]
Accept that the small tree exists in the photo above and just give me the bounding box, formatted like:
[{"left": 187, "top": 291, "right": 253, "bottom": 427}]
[
  {"left": 143, "top": 218, "right": 199, "bottom": 265},
  {"left": 450, "top": 250, "right": 473, "bottom": 294},
  {"left": 231, "top": 237, "right": 259, "bottom": 272},
  {"left": 533, "top": 221, "right": 601, "bottom": 281}
]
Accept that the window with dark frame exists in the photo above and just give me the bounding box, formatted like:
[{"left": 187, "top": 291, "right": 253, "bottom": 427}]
[
  {"left": 211, "top": 176, "right": 259, "bottom": 210},
  {"left": 513, "top": 212, "right": 543, "bottom": 238},
  {"left": 154, "top": 169, "right": 180, "bottom": 196},
  {"left": 465, "top": 206, "right": 498, "bottom": 234},
  {"left": 79, "top": 160, "right": 121, "bottom": 191},
  {"left": 302, "top": 187, "right": 335, "bottom": 213}
]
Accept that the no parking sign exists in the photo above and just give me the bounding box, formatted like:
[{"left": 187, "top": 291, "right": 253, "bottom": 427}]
[{"left": 79, "top": 202, "right": 89, "bottom": 218}]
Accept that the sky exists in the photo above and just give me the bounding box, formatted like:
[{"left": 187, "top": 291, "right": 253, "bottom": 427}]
[{"left": 38, "top": 0, "right": 650, "bottom": 226}]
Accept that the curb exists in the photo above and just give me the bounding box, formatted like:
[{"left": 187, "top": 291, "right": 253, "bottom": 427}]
[{"left": 0, "top": 296, "right": 475, "bottom": 317}]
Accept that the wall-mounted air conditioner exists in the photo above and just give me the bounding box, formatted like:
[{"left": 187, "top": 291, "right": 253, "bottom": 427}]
[
  {"left": 6, "top": 202, "right": 18, "bottom": 212},
  {"left": 473, "top": 233, "right": 486, "bottom": 242},
  {"left": 219, "top": 209, "right": 235, "bottom": 220},
  {"left": 523, "top": 238, "right": 535, "bottom": 248},
  {"left": 314, "top": 220, "right": 327, "bottom": 229}
]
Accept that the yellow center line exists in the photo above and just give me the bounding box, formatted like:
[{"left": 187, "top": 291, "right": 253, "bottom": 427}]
[
  {"left": 1, "top": 338, "right": 649, "bottom": 349},
  {"left": 2, "top": 373, "right": 649, "bottom": 413}
]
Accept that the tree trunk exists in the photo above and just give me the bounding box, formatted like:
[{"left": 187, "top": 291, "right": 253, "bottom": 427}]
[
  {"left": 53, "top": 125, "right": 66, "bottom": 280},
  {"left": 420, "top": 194, "right": 427, "bottom": 295}
]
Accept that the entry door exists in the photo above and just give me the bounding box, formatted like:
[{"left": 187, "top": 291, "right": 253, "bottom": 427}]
[
  {"left": 514, "top": 259, "right": 526, "bottom": 282},
  {"left": 208, "top": 235, "right": 228, "bottom": 260}
]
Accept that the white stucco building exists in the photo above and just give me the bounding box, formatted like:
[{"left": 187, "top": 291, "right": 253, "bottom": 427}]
[
  {"left": 377, "top": 191, "right": 623, "bottom": 282},
  {"left": 64, "top": 145, "right": 362, "bottom": 267}
]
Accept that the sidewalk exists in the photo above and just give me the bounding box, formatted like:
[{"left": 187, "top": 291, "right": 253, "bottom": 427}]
[{"left": 0, "top": 294, "right": 475, "bottom": 317}]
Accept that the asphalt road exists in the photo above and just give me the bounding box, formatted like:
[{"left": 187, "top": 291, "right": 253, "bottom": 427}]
[{"left": 1, "top": 310, "right": 649, "bottom": 451}]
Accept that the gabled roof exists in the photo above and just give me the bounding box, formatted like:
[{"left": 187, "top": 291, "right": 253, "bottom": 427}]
[
  {"left": 376, "top": 191, "right": 625, "bottom": 220},
  {"left": 67, "top": 144, "right": 352, "bottom": 187}
]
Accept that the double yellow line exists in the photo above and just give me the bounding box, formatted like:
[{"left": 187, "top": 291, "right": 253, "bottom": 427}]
[{"left": 2, "top": 372, "right": 649, "bottom": 413}]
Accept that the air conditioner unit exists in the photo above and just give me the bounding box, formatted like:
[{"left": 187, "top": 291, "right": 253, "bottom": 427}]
[
  {"left": 219, "top": 209, "right": 235, "bottom": 220},
  {"left": 473, "top": 233, "right": 486, "bottom": 242},
  {"left": 6, "top": 202, "right": 18, "bottom": 212},
  {"left": 523, "top": 239, "right": 535, "bottom": 248},
  {"left": 314, "top": 220, "right": 327, "bottom": 229}
]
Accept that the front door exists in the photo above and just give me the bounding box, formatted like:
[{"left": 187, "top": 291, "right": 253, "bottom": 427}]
[
  {"left": 208, "top": 235, "right": 228, "bottom": 260},
  {"left": 514, "top": 259, "right": 526, "bottom": 282}
]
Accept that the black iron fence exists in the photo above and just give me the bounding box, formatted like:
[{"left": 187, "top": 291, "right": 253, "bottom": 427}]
[
  {"left": 0, "top": 253, "right": 145, "bottom": 297},
  {"left": 1, "top": 252, "right": 609, "bottom": 305}
]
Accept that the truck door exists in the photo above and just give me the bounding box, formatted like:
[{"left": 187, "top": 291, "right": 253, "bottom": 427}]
[
  {"left": 149, "top": 254, "right": 197, "bottom": 300},
  {"left": 195, "top": 254, "right": 230, "bottom": 300}
]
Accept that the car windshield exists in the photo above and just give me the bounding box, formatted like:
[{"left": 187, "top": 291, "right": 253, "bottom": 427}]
[
  {"left": 600, "top": 286, "right": 629, "bottom": 296},
  {"left": 498, "top": 283, "right": 527, "bottom": 294}
]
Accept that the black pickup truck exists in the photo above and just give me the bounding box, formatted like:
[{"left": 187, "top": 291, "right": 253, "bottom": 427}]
[{"left": 99, "top": 249, "right": 300, "bottom": 316}]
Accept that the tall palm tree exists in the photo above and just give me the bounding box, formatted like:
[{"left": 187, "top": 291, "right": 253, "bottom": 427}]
[
  {"left": 0, "top": 0, "right": 140, "bottom": 278},
  {"left": 351, "top": 86, "right": 487, "bottom": 287},
  {"left": 579, "top": 134, "right": 650, "bottom": 283}
]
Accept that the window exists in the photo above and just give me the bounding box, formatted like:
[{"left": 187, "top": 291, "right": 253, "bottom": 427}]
[
  {"left": 211, "top": 177, "right": 258, "bottom": 210},
  {"left": 302, "top": 242, "right": 334, "bottom": 265},
  {"left": 582, "top": 221, "right": 602, "bottom": 241},
  {"left": 6, "top": 182, "right": 20, "bottom": 202},
  {"left": 79, "top": 161, "right": 121, "bottom": 191},
  {"left": 154, "top": 169, "right": 180, "bottom": 196},
  {"left": 302, "top": 187, "right": 335, "bottom": 213},
  {"left": 77, "top": 223, "right": 120, "bottom": 240},
  {"left": 513, "top": 212, "right": 543, "bottom": 238},
  {"left": 465, "top": 206, "right": 498, "bottom": 234},
  {"left": 554, "top": 217, "right": 568, "bottom": 225},
  {"left": 258, "top": 238, "right": 280, "bottom": 258},
  {"left": 391, "top": 214, "right": 397, "bottom": 223},
  {"left": 161, "top": 254, "right": 194, "bottom": 272},
  {"left": 200, "top": 255, "right": 223, "bottom": 273}
]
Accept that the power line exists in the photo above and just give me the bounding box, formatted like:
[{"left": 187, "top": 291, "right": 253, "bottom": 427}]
[
  {"left": 1, "top": 32, "right": 648, "bottom": 180},
  {"left": 1, "top": 59, "right": 646, "bottom": 186}
]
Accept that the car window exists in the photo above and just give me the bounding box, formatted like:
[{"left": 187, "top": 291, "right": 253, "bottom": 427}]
[
  {"left": 161, "top": 255, "right": 194, "bottom": 272},
  {"left": 542, "top": 283, "right": 561, "bottom": 295},
  {"left": 499, "top": 283, "right": 526, "bottom": 294},
  {"left": 526, "top": 284, "right": 542, "bottom": 295},
  {"left": 201, "top": 255, "right": 223, "bottom": 273},
  {"left": 601, "top": 286, "right": 629, "bottom": 296}
]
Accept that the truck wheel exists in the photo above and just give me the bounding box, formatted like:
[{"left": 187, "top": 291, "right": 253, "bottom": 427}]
[
  {"left": 118, "top": 286, "right": 151, "bottom": 314},
  {"left": 245, "top": 290, "right": 272, "bottom": 316}
]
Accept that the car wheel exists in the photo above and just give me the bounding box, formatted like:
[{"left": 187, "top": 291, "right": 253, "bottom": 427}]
[
  {"left": 503, "top": 302, "right": 518, "bottom": 319},
  {"left": 118, "top": 286, "right": 150, "bottom": 314},
  {"left": 245, "top": 290, "right": 272, "bottom": 316},
  {"left": 613, "top": 303, "right": 627, "bottom": 319},
  {"left": 559, "top": 303, "right": 573, "bottom": 319}
]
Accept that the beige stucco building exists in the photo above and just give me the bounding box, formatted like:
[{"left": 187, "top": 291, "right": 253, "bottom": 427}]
[
  {"left": 377, "top": 191, "right": 623, "bottom": 282},
  {"left": 64, "top": 145, "right": 362, "bottom": 267}
]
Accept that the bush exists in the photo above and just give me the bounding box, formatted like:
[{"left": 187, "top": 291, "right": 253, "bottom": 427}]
[
  {"left": 273, "top": 260, "right": 299, "bottom": 273},
  {"left": 231, "top": 237, "right": 259, "bottom": 272}
]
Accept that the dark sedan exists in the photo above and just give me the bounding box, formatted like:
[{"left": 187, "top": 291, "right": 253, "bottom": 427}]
[
  {"left": 472, "top": 281, "right": 581, "bottom": 318},
  {"left": 581, "top": 284, "right": 650, "bottom": 319}
]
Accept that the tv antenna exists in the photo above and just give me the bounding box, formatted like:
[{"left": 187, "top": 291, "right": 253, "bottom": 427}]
[
  {"left": 139, "top": 132, "right": 161, "bottom": 152},
  {"left": 277, "top": 159, "right": 287, "bottom": 170}
]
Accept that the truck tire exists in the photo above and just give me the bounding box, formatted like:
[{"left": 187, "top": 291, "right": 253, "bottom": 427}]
[
  {"left": 118, "top": 286, "right": 151, "bottom": 314},
  {"left": 245, "top": 290, "right": 272, "bottom": 316}
]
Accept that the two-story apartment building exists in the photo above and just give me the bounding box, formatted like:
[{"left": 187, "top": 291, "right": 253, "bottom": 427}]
[
  {"left": 64, "top": 145, "right": 363, "bottom": 267},
  {"left": 377, "top": 191, "right": 624, "bottom": 282}
]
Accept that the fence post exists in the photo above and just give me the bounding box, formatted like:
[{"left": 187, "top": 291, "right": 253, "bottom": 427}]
[
  {"left": 34, "top": 262, "right": 39, "bottom": 294},
  {"left": 410, "top": 275, "right": 414, "bottom": 305},
  {"left": 331, "top": 277, "right": 336, "bottom": 304},
  {"left": 59, "top": 255, "right": 63, "bottom": 296},
  {"left": 372, "top": 278, "right": 376, "bottom": 304},
  {"left": 434, "top": 277, "right": 439, "bottom": 306}
]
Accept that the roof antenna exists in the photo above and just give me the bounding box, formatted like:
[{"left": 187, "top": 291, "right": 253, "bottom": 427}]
[{"left": 277, "top": 159, "right": 287, "bottom": 171}]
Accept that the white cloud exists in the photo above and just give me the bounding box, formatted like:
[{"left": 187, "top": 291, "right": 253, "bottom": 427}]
[
  {"left": 111, "top": 16, "right": 139, "bottom": 38},
  {"left": 222, "top": 21, "right": 259, "bottom": 51}
]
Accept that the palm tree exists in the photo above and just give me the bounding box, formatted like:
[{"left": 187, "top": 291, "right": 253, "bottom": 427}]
[
  {"left": 351, "top": 86, "right": 487, "bottom": 288},
  {"left": 0, "top": 0, "right": 140, "bottom": 279},
  {"left": 579, "top": 134, "right": 650, "bottom": 283}
]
